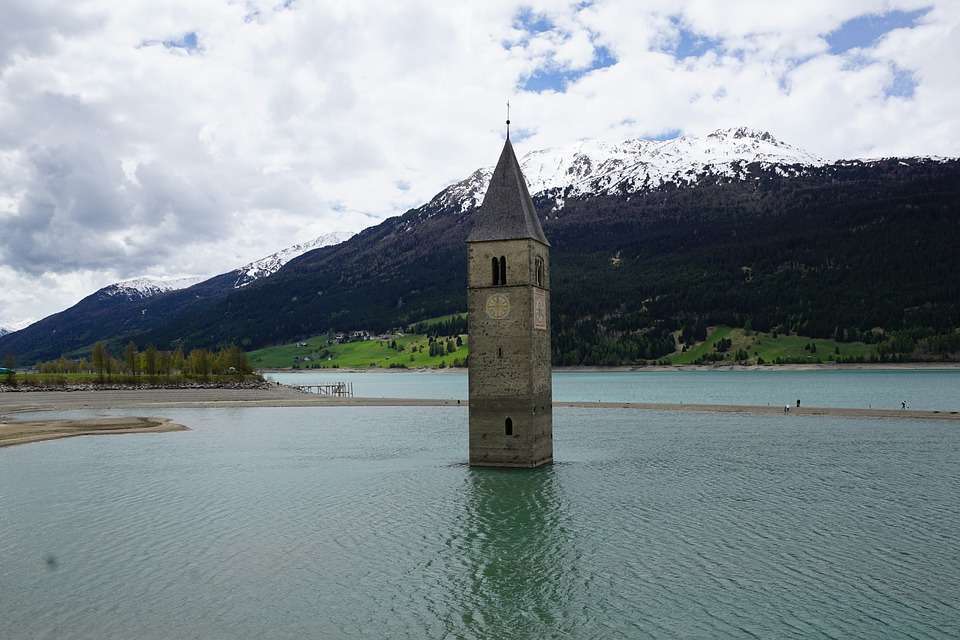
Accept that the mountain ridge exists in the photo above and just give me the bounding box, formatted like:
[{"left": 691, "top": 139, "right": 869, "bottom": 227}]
[
  {"left": 0, "top": 231, "right": 355, "bottom": 361},
  {"left": 232, "top": 231, "right": 355, "bottom": 289},
  {"left": 2, "top": 129, "right": 958, "bottom": 364},
  {"left": 93, "top": 231, "right": 357, "bottom": 303},
  {"left": 431, "top": 127, "right": 825, "bottom": 214},
  {"left": 99, "top": 276, "right": 207, "bottom": 301},
  {"left": 140, "top": 155, "right": 960, "bottom": 362}
]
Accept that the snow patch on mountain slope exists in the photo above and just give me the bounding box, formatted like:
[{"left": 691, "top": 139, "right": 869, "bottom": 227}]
[
  {"left": 0, "top": 318, "right": 34, "bottom": 335},
  {"left": 100, "top": 276, "right": 206, "bottom": 300},
  {"left": 232, "top": 231, "right": 354, "bottom": 288},
  {"left": 433, "top": 127, "right": 824, "bottom": 213},
  {"left": 94, "top": 232, "right": 356, "bottom": 302}
]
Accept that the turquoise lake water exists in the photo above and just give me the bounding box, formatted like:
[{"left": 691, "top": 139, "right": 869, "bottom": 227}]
[
  {"left": 267, "top": 369, "right": 960, "bottom": 411},
  {"left": 2, "top": 399, "right": 959, "bottom": 639}
]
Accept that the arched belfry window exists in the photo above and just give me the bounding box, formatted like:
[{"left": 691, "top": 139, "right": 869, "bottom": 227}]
[
  {"left": 535, "top": 257, "right": 544, "bottom": 287},
  {"left": 504, "top": 417, "right": 513, "bottom": 436},
  {"left": 499, "top": 256, "right": 507, "bottom": 285},
  {"left": 491, "top": 257, "right": 499, "bottom": 286}
]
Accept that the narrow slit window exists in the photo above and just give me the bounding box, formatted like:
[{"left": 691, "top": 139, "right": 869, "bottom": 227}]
[
  {"left": 498, "top": 347, "right": 502, "bottom": 358},
  {"left": 499, "top": 256, "right": 506, "bottom": 285},
  {"left": 505, "top": 417, "right": 513, "bottom": 436},
  {"left": 491, "top": 257, "right": 499, "bottom": 286},
  {"left": 535, "top": 257, "right": 544, "bottom": 287}
]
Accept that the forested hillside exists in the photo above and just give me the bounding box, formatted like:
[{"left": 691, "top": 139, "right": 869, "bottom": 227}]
[
  {"left": 2, "top": 158, "right": 958, "bottom": 365},
  {"left": 102, "top": 159, "right": 960, "bottom": 365}
]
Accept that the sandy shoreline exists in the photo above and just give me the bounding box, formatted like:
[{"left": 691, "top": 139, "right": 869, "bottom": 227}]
[
  {"left": 0, "top": 416, "right": 189, "bottom": 448},
  {"left": 1, "top": 387, "right": 958, "bottom": 424},
  {"left": 0, "top": 386, "right": 312, "bottom": 415}
]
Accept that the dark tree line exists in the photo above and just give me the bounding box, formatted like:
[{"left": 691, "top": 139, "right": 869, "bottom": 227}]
[{"left": 408, "top": 315, "right": 468, "bottom": 338}]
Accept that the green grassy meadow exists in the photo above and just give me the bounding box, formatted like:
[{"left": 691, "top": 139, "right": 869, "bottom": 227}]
[
  {"left": 668, "top": 326, "right": 734, "bottom": 365},
  {"left": 248, "top": 333, "right": 468, "bottom": 369},
  {"left": 247, "top": 306, "right": 884, "bottom": 370},
  {"left": 666, "top": 326, "right": 877, "bottom": 365}
]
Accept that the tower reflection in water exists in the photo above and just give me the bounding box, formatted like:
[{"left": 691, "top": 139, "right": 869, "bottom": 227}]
[{"left": 455, "top": 465, "right": 578, "bottom": 638}]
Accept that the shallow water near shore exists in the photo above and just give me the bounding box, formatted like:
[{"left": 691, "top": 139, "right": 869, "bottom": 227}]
[
  {"left": 267, "top": 368, "right": 960, "bottom": 411},
  {"left": 2, "top": 405, "right": 959, "bottom": 639}
]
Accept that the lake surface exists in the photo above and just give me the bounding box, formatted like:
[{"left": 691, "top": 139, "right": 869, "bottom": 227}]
[
  {"left": 267, "top": 369, "right": 960, "bottom": 411},
  {"left": 2, "top": 405, "right": 959, "bottom": 639}
]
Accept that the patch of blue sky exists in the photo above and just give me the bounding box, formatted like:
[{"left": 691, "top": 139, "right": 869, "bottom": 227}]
[
  {"left": 138, "top": 31, "right": 201, "bottom": 53},
  {"left": 162, "top": 31, "right": 200, "bottom": 52},
  {"left": 886, "top": 66, "right": 917, "bottom": 98},
  {"left": 520, "top": 45, "right": 616, "bottom": 93},
  {"left": 826, "top": 7, "right": 931, "bottom": 54},
  {"left": 671, "top": 18, "right": 724, "bottom": 59},
  {"left": 514, "top": 7, "right": 554, "bottom": 34},
  {"left": 647, "top": 128, "right": 682, "bottom": 141},
  {"left": 510, "top": 127, "right": 536, "bottom": 143},
  {"left": 511, "top": 7, "right": 616, "bottom": 93}
]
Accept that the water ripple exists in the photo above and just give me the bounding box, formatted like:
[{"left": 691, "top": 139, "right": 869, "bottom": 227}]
[{"left": 1, "top": 406, "right": 958, "bottom": 639}]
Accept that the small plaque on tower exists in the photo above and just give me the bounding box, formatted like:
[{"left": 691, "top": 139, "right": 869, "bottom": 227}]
[{"left": 534, "top": 289, "right": 546, "bottom": 330}]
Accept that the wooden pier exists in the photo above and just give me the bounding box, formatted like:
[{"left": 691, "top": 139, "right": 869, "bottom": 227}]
[{"left": 294, "top": 382, "right": 354, "bottom": 397}]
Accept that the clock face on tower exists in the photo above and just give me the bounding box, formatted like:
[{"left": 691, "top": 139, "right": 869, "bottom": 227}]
[{"left": 485, "top": 293, "right": 510, "bottom": 320}]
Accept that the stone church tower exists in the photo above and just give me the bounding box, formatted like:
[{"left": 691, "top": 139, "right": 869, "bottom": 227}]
[{"left": 467, "top": 134, "right": 552, "bottom": 468}]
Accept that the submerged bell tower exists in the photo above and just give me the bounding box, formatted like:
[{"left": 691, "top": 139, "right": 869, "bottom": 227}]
[{"left": 467, "top": 116, "right": 553, "bottom": 468}]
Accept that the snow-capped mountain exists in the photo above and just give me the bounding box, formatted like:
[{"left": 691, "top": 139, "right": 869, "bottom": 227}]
[
  {"left": 3, "top": 125, "right": 957, "bottom": 366},
  {"left": 232, "top": 231, "right": 354, "bottom": 288},
  {"left": 99, "top": 276, "right": 207, "bottom": 301},
  {"left": 433, "top": 127, "right": 824, "bottom": 212},
  {"left": 93, "top": 232, "right": 355, "bottom": 302},
  {"left": 0, "top": 318, "right": 32, "bottom": 336}
]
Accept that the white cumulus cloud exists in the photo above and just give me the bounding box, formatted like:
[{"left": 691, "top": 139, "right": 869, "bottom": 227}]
[{"left": 0, "top": 0, "right": 957, "bottom": 328}]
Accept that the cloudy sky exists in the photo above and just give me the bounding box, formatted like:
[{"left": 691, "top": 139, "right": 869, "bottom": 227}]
[{"left": 1, "top": 0, "right": 958, "bottom": 329}]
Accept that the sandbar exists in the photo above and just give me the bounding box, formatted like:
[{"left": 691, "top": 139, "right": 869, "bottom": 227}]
[
  {"left": 1, "top": 387, "right": 958, "bottom": 423},
  {"left": 0, "top": 416, "right": 189, "bottom": 448}
]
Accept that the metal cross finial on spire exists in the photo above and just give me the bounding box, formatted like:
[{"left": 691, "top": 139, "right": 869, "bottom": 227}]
[{"left": 506, "top": 99, "right": 511, "bottom": 139}]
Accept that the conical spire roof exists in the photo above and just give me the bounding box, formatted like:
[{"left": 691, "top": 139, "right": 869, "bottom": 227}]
[{"left": 467, "top": 138, "right": 549, "bottom": 245}]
